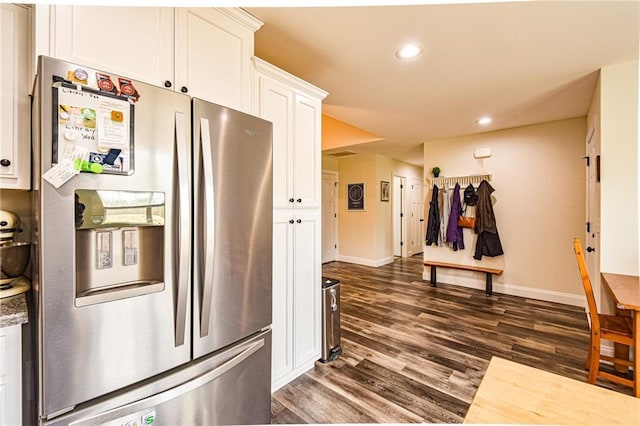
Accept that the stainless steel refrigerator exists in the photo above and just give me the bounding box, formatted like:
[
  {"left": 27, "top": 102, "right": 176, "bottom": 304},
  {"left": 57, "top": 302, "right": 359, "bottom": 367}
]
[{"left": 31, "top": 56, "right": 273, "bottom": 425}]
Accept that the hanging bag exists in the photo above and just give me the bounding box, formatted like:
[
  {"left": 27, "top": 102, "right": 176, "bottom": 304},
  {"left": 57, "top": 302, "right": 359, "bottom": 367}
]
[{"left": 458, "top": 204, "right": 476, "bottom": 229}]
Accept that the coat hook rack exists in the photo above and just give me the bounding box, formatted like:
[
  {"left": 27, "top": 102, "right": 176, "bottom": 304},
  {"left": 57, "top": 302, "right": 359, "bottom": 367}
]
[{"left": 426, "top": 173, "right": 492, "bottom": 190}]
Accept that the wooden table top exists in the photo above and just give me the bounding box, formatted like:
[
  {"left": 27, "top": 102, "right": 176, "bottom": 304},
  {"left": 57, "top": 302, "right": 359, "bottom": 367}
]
[
  {"left": 601, "top": 272, "right": 640, "bottom": 311},
  {"left": 464, "top": 357, "right": 640, "bottom": 424}
]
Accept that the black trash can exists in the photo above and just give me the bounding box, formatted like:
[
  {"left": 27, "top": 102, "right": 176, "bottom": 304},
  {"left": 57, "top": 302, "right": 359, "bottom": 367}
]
[{"left": 320, "top": 277, "right": 342, "bottom": 362}]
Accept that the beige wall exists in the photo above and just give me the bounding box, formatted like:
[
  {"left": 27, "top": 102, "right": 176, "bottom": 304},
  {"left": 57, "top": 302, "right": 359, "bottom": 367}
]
[
  {"left": 423, "top": 118, "right": 586, "bottom": 304},
  {"left": 338, "top": 154, "right": 379, "bottom": 262},
  {"left": 321, "top": 155, "right": 339, "bottom": 171},
  {"left": 335, "top": 153, "right": 422, "bottom": 265}
]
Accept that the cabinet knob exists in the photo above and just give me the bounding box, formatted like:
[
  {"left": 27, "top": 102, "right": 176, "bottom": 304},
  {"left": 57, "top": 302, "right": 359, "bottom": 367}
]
[
  {"left": 289, "top": 219, "right": 294, "bottom": 224},
  {"left": 181, "top": 86, "right": 188, "bottom": 93},
  {"left": 296, "top": 198, "right": 302, "bottom": 203},
  {"left": 0, "top": 159, "right": 10, "bottom": 167},
  {"left": 289, "top": 198, "right": 295, "bottom": 203},
  {"left": 164, "top": 80, "right": 172, "bottom": 88},
  {"left": 296, "top": 219, "right": 302, "bottom": 224}
]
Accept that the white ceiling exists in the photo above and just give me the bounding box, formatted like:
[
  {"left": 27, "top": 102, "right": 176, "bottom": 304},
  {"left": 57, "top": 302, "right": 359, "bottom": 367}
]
[{"left": 245, "top": 1, "right": 639, "bottom": 166}]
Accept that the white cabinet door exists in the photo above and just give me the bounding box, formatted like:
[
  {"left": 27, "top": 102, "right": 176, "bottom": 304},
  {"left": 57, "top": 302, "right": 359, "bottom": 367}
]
[
  {"left": 175, "top": 8, "right": 259, "bottom": 112},
  {"left": 293, "top": 93, "right": 322, "bottom": 208},
  {"left": 51, "top": 6, "right": 174, "bottom": 86},
  {"left": 271, "top": 212, "right": 294, "bottom": 388},
  {"left": 254, "top": 59, "right": 327, "bottom": 210},
  {"left": 0, "top": 4, "right": 31, "bottom": 189},
  {"left": 49, "top": 7, "right": 259, "bottom": 110},
  {"left": 271, "top": 211, "right": 321, "bottom": 391},
  {"left": 0, "top": 325, "right": 22, "bottom": 426},
  {"left": 256, "top": 76, "right": 294, "bottom": 210},
  {"left": 292, "top": 211, "right": 322, "bottom": 369}
]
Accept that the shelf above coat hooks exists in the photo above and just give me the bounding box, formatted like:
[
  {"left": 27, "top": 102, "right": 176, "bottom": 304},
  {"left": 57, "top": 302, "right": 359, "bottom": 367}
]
[{"left": 426, "top": 173, "right": 492, "bottom": 190}]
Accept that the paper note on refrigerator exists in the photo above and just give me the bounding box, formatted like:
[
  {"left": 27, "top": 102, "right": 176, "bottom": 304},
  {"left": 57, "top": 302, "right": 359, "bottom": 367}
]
[{"left": 97, "top": 99, "right": 129, "bottom": 151}]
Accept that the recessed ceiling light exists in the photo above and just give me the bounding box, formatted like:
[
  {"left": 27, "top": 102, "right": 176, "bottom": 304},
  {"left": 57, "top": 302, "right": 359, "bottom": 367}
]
[
  {"left": 396, "top": 43, "right": 423, "bottom": 59},
  {"left": 476, "top": 117, "right": 492, "bottom": 125}
]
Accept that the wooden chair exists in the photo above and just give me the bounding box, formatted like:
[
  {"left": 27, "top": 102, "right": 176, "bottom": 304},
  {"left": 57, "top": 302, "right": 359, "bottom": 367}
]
[{"left": 573, "top": 238, "right": 635, "bottom": 389}]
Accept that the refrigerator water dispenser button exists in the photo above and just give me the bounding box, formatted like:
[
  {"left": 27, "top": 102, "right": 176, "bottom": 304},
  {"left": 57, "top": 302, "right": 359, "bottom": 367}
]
[
  {"left": 96, "top": 231, "right": 112, "bottom": 269},
  {"left": 123, "top": 229, "right": 139, "bottom": 266}
]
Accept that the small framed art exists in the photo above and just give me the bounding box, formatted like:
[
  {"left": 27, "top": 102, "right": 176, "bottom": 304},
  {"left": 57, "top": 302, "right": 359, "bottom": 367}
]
[
  {"left": 347, "top": 182, "right": 365, "bottom": 211},
  {"left": 380, "top": 181, "right": 390, "bottom": 202}
]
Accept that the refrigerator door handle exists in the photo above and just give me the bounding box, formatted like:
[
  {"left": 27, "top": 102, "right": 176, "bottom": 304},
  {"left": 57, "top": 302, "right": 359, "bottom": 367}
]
[
  {"left": 199, "top": 117, "right": 215, "bottom": 337},
  {"left": 174, "top": 111, "right": 190, "bottom": 346},
  {"left": 67, "top": 338, "right": 266, "bottom": 426}
]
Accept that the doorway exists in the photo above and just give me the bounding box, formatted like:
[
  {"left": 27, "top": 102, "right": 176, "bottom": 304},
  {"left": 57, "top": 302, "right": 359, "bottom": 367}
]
[{"left": 322, "top": 171, "right": 338, "bottom": 263}]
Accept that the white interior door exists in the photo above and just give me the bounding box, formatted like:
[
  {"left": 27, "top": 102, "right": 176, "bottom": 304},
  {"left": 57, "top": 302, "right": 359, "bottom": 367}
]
[
  {"left": 585, "top": 124, "right": 601, "bottom": 308},
  {"left": 322, "top": 171, "right": 338, "bottom": 263},
  {"left": 393, "top": 176, "right": 406, "bottom": 257},
  {"left": 407, "top": 178, "right": 423, "bottom": 256}
]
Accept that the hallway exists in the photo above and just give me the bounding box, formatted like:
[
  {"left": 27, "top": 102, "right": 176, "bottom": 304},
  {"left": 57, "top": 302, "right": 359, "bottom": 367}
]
[{"left": 271, "top": 256, "right": 632, "bottom": 423}]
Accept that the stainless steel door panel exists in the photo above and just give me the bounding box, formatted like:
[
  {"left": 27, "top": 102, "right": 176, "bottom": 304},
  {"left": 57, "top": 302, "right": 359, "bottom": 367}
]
[
  {"left": 192, "top": 99, "right": 273, "bottom": 357},
  {"left": 44, "top": 331, "right": 272, "bottom": 426},
  {"left": 34, "top": 57, "right": 192, "bottom": 418}
]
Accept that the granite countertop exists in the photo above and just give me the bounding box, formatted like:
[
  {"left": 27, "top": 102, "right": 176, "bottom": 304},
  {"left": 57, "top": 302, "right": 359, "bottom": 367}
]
[{"left": 0, "top": 293, "right": 28, "bottom": 328}]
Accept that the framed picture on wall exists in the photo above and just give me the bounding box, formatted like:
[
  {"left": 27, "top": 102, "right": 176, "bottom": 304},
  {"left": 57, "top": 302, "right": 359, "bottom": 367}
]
[
  {"left": 380, "top": 181, "right": 390, "bottom": 202},
  {"left": 347, "top": 182, "right": 365, "bottom": 211}
]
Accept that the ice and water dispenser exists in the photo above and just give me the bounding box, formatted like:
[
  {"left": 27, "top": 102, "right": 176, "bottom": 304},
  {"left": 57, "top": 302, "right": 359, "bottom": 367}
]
[{"left": 74, "top": 189, "right": 165, "bottom": 306}]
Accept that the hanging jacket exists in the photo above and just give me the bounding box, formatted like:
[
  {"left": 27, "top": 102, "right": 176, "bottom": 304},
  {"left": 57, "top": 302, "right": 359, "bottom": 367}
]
[
  {"left": 446, "top": 183, "right": 464, "bottom": 251},
  {"left": 439, "top": 188, "right": 450, "bottom": 247},
  {"left": 425, "top": 184, "right": 440, "bottom": 245},
  {"left": 473, "top": 180, "right": 504, "bottom": 259}
]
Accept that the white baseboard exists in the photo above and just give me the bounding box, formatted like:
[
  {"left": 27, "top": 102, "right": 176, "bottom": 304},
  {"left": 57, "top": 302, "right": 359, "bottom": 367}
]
[
  {"left": 421, "top": 270, "right": 585, "bottom": 307},
  {"left": 337, "top": 254, "right": 395, "bottom": 267}
]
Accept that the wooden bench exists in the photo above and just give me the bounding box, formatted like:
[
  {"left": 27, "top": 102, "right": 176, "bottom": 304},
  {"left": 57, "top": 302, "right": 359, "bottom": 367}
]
[{"left": 424, "top": 260, "right": 503, "bottom": 295}]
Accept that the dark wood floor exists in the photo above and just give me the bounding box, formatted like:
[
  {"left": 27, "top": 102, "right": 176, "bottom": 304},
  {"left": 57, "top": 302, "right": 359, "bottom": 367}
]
[{"left": 271, "top": 256, "right": 633, "bottom": 424}]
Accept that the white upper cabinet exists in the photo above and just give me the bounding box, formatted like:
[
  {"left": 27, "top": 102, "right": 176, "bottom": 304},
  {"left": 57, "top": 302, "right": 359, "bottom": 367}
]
[
  {"left": 293, "top": 94, "right": 323, "bottom": 207},
  {"left": 50, "top": 6, "right": 174, "bottom": 87},
  {"left": 175, "top": 8, "right": 261, "bottom": 111},
  {"left": 0, "top": 3, "right": 31, "bottom": 189},
  {"left": 253, "top": 58, "right": 328, "bottom": 209},
  {"left": 44, "top": 6, "right": 261, "bottom": 112},
  {"left": 256, "top": 76, "right": 295, "bottom": 209}
]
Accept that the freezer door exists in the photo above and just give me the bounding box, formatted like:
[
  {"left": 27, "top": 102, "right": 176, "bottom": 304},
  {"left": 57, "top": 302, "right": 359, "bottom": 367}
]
[
  {"left": 33, "top": 57, "right": 192, "bottom": 419},
  {"left": 44, "top": 331, "right": 273, "bottom": 426},
  {"left": 192, "top": 99, "right": 273, "bottom": 357}
]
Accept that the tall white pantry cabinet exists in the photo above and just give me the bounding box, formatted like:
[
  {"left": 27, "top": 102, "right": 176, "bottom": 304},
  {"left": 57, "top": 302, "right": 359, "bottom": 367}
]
[{"left": 253, "top": 58, "right": 328, "bottom": 391}]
